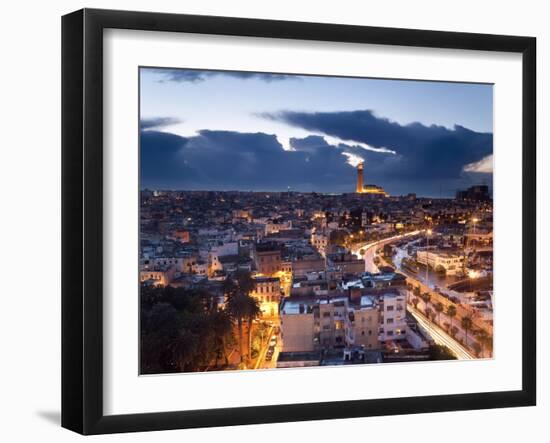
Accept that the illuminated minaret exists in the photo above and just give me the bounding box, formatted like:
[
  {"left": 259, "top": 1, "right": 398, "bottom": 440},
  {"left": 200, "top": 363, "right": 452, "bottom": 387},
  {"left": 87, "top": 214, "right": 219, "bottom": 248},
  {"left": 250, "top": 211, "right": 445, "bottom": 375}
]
[{"left": 356, "top": 162, "right": 364, "bottom": 193}]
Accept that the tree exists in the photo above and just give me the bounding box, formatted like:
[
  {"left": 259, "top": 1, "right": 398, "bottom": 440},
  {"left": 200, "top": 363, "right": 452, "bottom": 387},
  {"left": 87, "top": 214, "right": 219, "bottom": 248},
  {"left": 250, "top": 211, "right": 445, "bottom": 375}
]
[
  {"left": 428, "top": 344, "right": 457, "bottom": 360},
  {"left": 211, "top": 309, "right": 234, "bottom": 366},
  {"left": 474, "top": 328, "right": 492, "bottom": 358},
  {"left": 245, "top": 296, "right": 262, "bottom": 363},
  {"left": 472, "top": 342, "right": 482, "bottom": 357},
  {"left": 446, "top": 305, "right": 457, "bottom": 331},
  {"left": 225, "top": 271, "right": 259, "bottom": 368},
  {"left": 461, "top": 315, "right": 474, "bottom": 348},
  {"left": 425, "top": 307, "right": 433, "bottom": 322},
  {"left": 434, "top": 302, "right": 444, "bottom": 325},
  {"left": 226, "top": 292, "right": 250, "bottom": 367},
  {"left": 420, "top": 292, "right": 431, "bottom": 314},
  {"left": 450, "top": 326, "right": 459, "bottom": 338}
]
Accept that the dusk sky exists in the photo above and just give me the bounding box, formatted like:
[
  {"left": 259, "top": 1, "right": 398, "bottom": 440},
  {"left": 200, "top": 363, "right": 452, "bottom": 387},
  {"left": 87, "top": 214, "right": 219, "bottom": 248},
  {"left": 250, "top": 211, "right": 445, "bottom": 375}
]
[{"left": 139, "top": 67, "right": 493, "bottom": 197}]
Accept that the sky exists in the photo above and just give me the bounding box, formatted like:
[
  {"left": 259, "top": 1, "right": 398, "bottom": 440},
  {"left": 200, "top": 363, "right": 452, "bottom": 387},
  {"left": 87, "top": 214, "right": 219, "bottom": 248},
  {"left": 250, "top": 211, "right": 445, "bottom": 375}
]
[{"left": 139, "top": 67, "right": 493, "bottom": 197}]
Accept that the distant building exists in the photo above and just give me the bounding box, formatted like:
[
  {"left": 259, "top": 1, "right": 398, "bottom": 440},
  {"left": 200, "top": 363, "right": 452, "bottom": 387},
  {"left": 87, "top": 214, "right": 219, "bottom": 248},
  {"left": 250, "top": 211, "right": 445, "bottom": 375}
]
[
  {"left": 291, "top": 253, "right": 326, "bottom": 277},
  {"left": 310, "top": 228, "right": 331, "bottom": 257},
  {"left": 355, "top": 162, "right": 388, "bottom": 197},
  {"left": 140, "top": 265, "right": 175, "bottom": 286},
  {"left": 251, "top": 242, "right": 282, "bottom": 276},
  {"left": 456, "top": 185, "right": 491, "bottom": 201},
  {"left": 326, "top": 251, "right": 365, "bottom": 275},
  {"left": 416, "top": 250, "right": 464, "bottom": 275}
]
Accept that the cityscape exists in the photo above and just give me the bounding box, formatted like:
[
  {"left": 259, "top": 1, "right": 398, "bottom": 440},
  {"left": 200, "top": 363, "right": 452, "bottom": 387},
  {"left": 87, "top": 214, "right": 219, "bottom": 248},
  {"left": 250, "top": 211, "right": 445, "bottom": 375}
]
[{"left": 139, "top": 68, "right": 493, "bottom": 374}]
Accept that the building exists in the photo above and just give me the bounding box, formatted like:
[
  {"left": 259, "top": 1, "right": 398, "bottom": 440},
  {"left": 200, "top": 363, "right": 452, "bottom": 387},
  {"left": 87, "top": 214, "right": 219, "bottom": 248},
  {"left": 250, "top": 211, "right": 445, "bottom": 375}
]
[
  {"left": 356, "top": 162, "right": 364, "bottom": 193},
  {"left": 139, "top": 265, "right": 176, "bottom": 286},
  {"left": 378, "top": 292, "right": 407, "bottom": 341},
  {"left": 310, "top": 228, "right": 330, "bottom": 257},
  {"left": 318, "top": 297, "right": 353, "bottom": 349},
  {"left": 326, "top": 251, "right": 365, "bottom": 275},
  {"left": 280, "top": 289, "right": 405, "bottom": 354},
  {"left": 251, "top": 242, "right": 282, "bottom": 276},
  {"left": 456, "top": 184, "right": 491, "bottom": 201},
  {"left": 355, "top": 162, "right": 388, "bottom": 197},
  {"left": 350, "top": 296, "right": 379, "bottom": 349},
  {"left": 280, "top": 298, "right": 316, "bottom": 352},
  {"left": 416, "top": 249, "right": 465, "bottom": 275},
  {"left": 291, "top": 253, "right": 326, "bottom": 277},
  {"left": 250, "top": 276, "right": 281, "bottom": 318}
]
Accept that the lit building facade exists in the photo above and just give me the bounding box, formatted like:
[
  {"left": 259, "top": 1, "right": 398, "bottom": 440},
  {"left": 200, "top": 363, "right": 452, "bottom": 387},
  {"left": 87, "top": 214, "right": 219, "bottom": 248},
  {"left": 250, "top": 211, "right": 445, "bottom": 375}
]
[{"left": 355, "top": 162, "right": 388, "bottom": 197}]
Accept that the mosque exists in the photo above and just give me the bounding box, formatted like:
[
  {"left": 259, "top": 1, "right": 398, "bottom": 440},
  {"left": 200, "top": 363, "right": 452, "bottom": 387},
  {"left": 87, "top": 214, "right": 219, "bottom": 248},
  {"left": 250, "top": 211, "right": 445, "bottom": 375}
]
[{"left": 355, "top": 162, "right": 388, "bottom": 197}]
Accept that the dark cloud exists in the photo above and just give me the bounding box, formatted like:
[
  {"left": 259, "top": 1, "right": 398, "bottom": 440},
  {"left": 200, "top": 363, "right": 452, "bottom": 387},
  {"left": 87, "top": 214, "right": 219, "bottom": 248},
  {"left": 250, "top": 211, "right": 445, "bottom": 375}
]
[
  {"left": 140, "top": 110, "right": 493, "bottom": 196},
  {"left": 261, "top": 110, "right": 493, "bottom": 194},
  {"left": 140, "top": 130, "right": 361, "bottom": 192},
  {"left": 140, "top": 117, "right": 182, "bottom": 130},
  {"left": 152, "top": 68, "right": 298, "bottom": 83}
]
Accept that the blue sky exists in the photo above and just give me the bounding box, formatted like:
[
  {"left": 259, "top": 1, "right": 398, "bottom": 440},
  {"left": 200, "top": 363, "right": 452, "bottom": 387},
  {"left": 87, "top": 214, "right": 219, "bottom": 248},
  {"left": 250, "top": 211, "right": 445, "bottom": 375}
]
[{"left": 139, "top": 67, "right": 493, "bottom": 197}]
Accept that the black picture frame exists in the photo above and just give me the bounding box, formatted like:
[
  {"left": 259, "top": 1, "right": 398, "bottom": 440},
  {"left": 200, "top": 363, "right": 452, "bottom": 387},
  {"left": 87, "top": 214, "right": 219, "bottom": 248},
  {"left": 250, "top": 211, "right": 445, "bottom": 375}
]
[{"left": 62, "top": 8, "right": 537, "bottom": 435}]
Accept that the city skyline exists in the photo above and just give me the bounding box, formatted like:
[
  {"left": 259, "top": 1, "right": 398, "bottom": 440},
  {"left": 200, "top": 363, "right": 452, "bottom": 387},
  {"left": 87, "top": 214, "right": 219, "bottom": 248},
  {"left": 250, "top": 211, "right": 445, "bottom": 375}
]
[{"left": 140, "top": 67, "right": 493, "bottom": 197}]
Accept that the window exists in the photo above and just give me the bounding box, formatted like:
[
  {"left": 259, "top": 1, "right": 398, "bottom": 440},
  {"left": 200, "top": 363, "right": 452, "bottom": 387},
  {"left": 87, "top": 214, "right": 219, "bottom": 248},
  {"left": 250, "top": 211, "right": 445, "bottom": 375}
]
[
  {"left": 386, "top": 305, "right": 394, "bottom": 311},
  {"left": 387, "top": 331, "right": 394, "bottom": 336}
]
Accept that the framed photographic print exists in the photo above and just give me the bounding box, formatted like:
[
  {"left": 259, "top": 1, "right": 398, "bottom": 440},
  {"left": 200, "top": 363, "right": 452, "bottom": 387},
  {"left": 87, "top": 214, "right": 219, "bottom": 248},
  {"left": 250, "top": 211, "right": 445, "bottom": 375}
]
[{"left": 62, "top": 8, "right": 536, "bottom": 435}]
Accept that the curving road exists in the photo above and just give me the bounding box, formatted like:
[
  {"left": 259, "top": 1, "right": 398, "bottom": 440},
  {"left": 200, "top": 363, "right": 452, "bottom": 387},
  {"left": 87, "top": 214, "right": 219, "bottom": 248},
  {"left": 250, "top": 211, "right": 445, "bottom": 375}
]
[
  {"left": 351, "top": 231, "right": 420, "bottom": 273},
  {"left": 353, "top": 231, "right": 476, "bottom": 360}
]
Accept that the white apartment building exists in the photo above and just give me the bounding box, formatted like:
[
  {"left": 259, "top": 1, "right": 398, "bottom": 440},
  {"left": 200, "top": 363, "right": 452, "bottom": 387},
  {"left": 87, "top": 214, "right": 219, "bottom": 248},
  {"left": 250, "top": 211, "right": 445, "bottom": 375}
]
[
  {"left": 378, "top": 292, "right": 407, "bottom": 342},
  {"left": 416, "top": 250, "right": 464, "bottom": 275}
]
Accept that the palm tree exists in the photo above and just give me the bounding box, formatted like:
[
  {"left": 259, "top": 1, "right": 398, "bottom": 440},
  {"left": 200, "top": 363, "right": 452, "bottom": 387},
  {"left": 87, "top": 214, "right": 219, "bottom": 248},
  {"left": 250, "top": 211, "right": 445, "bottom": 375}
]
[
  {"left": 446, "top": 305, "right": 457, "bottom": 331},
  {"left": 434, "top": 302, "right": 444, "bottom": 325},
  {"left": 211, "top": 310, "right": 234, "bottom": 366},
  {"left": 226, "top": 292, "right": 250, "bottom": 367},
  {"left": 472, "top": 342, "right": 482, "bottom": 357},
  {"left": 450, "top": 326, "right": 459, "bottom": 338},
  {"left": 425, "top": 307, "right": 433, "bottom": 323},
  {"left": 474, "top": 328, "right": 492, "bottom": 358},
  {"left": 225, "top": 271, "right": 259, "bottom": 368},
  {"left": 420, "top": 292, "right": 431, "bottom": 314},
  {"left": 245, "top": 296, "right": 262, "bottom": 362},
  {"left": 461, "top": 315, "right": 474, "bottom": 348}
]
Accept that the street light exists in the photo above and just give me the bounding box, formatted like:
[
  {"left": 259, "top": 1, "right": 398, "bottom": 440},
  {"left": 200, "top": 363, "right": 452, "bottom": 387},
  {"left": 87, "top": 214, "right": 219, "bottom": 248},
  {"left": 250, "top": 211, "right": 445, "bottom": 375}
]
[{"left": 471, "top": 217, "right": 479, "bottom": 235}]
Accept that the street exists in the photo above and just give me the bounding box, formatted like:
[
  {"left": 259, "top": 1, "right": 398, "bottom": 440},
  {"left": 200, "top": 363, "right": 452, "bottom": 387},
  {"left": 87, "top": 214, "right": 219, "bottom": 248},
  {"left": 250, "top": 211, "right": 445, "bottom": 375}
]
[
  {"left": 409, "top": 308, "right": 474, "bottom": 359},
  {"left": 354, "top": 231, "right": 482, "bottom": 360}
]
